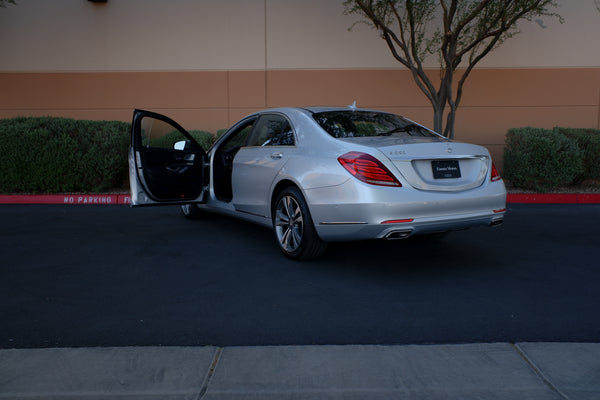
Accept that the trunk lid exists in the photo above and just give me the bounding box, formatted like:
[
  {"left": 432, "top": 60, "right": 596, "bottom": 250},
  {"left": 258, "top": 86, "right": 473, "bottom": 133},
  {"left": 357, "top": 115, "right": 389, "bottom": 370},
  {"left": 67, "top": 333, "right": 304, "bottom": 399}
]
[{"left": 341, "top": 137, "right": 491, "bottom": 192}]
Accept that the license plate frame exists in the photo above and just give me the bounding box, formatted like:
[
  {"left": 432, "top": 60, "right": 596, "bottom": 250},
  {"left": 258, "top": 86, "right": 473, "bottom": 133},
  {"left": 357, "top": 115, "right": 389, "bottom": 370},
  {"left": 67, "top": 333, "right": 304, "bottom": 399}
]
[{"left": 432, "top": 160, "right": 461, "bottom": 179}]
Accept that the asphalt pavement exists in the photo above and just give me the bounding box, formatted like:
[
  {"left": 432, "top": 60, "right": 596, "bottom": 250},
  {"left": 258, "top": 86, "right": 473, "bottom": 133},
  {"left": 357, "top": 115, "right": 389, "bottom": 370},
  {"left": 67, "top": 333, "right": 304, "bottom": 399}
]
[
  {"left": 2, "top": 204, "right": 600, "bottom": 348},
  {"left": 1, "top": 203, "right": 599, "bottom": 399}
]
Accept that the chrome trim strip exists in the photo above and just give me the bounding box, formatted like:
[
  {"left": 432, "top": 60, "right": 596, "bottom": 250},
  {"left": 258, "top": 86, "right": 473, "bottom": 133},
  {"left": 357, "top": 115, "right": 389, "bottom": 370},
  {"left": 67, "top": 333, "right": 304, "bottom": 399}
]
[
  {"left": 319, "top": 222, "right": 368, "bottom": 225},
  {"left": 234, "top": 208, "right": 266, "bottom": 218}
]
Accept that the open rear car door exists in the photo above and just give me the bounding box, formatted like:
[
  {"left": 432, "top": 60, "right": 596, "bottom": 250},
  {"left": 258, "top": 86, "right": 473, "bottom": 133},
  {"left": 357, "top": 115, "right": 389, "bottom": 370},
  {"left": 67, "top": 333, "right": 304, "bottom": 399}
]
[{"left": 129, "top": 109, "right": 207, "bottom": 206}]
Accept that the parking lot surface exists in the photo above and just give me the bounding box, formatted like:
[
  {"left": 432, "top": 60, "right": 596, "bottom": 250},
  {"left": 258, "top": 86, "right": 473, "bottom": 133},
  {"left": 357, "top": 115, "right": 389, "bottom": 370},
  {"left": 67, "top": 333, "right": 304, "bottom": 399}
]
[{"left": 1, "top": 203, "right": 599, "bottom": 348}]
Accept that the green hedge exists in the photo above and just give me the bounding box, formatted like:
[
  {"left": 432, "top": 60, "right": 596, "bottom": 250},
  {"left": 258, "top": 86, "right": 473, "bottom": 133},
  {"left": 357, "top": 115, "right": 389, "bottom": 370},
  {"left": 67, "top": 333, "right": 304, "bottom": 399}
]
[
  {"left": 504, "top": 127, "right": 599, "bottom": 192},
  {"left": 0, "top": 116, "right": 225, "bottom": 194},
  {"left": 553, "top": 127, "right": 600, "bottom": 182},
  {"left": 8, "top": 115, "right": 596, "bottom": 194},
  {"left": 0, "top": 117, "right": 132, "bottom": 193}
]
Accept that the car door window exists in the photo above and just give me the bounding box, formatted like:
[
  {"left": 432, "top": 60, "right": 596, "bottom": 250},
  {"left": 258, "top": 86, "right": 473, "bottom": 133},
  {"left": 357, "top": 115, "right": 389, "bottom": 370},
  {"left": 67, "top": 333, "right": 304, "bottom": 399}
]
[
  {"left": 247, "top": 114, "right": 295, "bottom": 147},
  {"left": 141, "top": 116, "right": 187, "bottom": 149},
  {"left": 221, "top": 122, "right": 254, "bottom": 152}
]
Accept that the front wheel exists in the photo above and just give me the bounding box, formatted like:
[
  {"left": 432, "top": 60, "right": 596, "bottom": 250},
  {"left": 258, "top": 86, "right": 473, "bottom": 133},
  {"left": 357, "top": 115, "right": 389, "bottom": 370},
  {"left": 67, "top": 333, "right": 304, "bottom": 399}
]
[{"left": 273, "top": 186, "right": 327, "bottom": 260}]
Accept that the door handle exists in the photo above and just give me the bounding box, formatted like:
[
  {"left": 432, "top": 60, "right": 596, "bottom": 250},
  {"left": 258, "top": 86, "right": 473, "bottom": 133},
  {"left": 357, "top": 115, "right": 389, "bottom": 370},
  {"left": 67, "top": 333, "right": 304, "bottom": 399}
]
[{"left": 271, "top": 152, "right": 283, "bottom": 160}]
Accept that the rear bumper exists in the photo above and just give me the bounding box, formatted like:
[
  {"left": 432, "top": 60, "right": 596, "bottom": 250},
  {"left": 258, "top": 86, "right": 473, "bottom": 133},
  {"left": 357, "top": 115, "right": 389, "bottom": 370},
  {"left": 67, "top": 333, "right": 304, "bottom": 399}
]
[
  {"left": 314, "top": 209, "right": 504, "bottom": 241},
  {"left": 305, "top": 179, "right": 506, "bottom": 241}
]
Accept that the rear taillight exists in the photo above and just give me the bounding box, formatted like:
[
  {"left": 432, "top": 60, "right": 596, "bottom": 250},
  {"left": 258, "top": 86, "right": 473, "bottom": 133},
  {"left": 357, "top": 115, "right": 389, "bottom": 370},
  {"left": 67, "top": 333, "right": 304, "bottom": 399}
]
[
  {"left": 338, "top": 151, "right": 401, "bottom": 187},
  {"left": 490, "top": 162, "right": 501, "bottom": 182},
  {"left": 381, "top": 218, "right": 414, "bottom": 224}
]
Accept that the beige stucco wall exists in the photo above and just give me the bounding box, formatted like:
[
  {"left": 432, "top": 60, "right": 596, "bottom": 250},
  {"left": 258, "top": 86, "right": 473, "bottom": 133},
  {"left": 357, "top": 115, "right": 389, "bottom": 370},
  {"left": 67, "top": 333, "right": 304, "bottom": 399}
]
[
  {"left": 1, "top": 1, "right": 599, "bottom": 172},
  {"left": 0, "top": 0, "right": 266, "bottom": 71},
  {"left": 1, "top": 0, "right": 599, "bottom": 72}
]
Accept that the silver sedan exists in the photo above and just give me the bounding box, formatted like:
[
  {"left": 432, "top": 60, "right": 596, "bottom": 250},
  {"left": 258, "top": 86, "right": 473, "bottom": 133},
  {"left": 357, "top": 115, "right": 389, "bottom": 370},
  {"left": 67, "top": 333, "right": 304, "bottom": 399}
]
[{"left": 129, "top": 107, "right": 506, "bottom": 259}]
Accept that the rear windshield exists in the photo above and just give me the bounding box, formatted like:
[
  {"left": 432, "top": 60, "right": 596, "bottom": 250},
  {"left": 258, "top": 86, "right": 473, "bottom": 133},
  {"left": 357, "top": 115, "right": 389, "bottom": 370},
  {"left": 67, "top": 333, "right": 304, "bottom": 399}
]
[{"left": 313, "top": 111, "right": 438, "bottom": 139}]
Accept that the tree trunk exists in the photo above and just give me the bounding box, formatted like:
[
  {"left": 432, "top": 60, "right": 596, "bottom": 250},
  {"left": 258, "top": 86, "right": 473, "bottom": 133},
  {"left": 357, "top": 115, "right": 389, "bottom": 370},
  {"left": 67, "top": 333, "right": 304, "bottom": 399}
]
[
  {"left": 433, "top": 106, "right": 445, "bottom": 137},
  {"left": 445, "top": 106, "right": 457, "bottom": 140}
]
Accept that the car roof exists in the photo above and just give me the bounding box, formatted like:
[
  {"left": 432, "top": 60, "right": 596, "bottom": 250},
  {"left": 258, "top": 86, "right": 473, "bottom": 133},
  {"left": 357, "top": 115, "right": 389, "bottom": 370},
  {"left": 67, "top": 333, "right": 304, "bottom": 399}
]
[
  {"left": 301, "top": 107, "right": 352, "bottom": 113},
  {"left": 255, "top": 106, "right": 385, "bottom": 117}
]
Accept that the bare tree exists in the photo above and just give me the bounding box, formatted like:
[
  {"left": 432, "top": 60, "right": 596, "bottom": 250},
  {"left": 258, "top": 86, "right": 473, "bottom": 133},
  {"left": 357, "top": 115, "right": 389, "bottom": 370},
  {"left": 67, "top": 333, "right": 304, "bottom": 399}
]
[
  {"left": 344, "top": 0, "right": 562, "bottom": 139},
  {"left": 0, "top": 0, "right": 16, "bottom": 8}
]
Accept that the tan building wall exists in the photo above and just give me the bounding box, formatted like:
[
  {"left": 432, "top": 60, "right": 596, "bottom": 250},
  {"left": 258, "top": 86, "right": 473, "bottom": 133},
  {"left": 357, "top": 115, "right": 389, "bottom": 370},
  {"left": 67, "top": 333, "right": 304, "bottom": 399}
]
[
  {"left": 1, "top": 1, "right": 599, "bottom": 170},
  {"left": 2, "top": 0, "right": 599, "bottom": 71},
  {"left": 2, "top": 68, "right": 599, "bottom": 169}
]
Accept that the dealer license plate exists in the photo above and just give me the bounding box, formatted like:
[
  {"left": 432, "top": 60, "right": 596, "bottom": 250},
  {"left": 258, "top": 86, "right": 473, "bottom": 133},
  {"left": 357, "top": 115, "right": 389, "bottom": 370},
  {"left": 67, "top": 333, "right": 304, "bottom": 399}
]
[{"left": 432, "top": 160, "right": 461, "bottom": 179}]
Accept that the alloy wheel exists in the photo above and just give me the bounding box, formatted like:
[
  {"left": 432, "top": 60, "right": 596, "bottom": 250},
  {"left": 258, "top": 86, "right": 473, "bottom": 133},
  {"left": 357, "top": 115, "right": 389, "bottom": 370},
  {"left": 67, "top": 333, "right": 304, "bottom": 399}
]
[{"left": 275, "top": 195, "right": 304, "bottom": 253}]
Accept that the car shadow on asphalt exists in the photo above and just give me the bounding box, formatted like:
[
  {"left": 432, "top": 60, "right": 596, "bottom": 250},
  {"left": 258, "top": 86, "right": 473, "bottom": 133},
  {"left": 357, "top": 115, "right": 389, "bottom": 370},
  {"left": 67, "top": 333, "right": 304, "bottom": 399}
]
[
  {"left": 312, "top": 228, "right": 504, "bottom": 274},
  {"left": 175, "top": 209, "right": 505, "bottom": 277}
]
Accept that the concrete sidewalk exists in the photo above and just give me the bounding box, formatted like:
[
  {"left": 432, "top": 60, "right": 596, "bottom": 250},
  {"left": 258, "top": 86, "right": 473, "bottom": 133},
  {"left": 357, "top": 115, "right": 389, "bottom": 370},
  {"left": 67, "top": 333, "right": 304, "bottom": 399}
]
[{"left": 1, "top": 343, "right": 599, "bottom": 400}]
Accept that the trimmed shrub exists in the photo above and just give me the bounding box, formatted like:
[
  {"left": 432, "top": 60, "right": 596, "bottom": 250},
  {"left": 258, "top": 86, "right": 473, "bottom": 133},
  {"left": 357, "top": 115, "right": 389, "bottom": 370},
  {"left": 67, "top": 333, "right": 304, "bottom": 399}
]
[
  {"left": 0, "top": 116, "right": 226, "bottom": 193},
  {"left": 216, "top": 128, "right": 228, "bottom": 140},
  {"left": 504, "top": 127, "right": 584, "bottom": 192},
  {"left": 553, "top": 127, "right": 600, "bottom": 182},
  {"left": 0, "top": 117, "right": 131, "bottom": 193}
]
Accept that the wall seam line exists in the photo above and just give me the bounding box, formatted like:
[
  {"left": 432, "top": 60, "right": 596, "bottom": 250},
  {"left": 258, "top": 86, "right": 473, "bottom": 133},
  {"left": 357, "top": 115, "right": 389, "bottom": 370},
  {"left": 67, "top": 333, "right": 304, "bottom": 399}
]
[
  {"left": 597, "top": 88, "right": 600, "bottom": 129},
  {"left": 264, "top": 0, "right": 268, "bottom": 108}
]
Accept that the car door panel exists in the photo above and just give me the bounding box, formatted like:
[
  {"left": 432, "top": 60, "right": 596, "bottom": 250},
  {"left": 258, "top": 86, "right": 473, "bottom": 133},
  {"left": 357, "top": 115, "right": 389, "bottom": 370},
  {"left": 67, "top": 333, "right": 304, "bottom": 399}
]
[
  {"left": 232, "top": 148, "right": 291, "bottom": 217},
  {"left": 231, "top": 114, "right": 296, "bottom": 218},
  {"left": 129, "top": 109, "right": 206, "bottom": 206}
]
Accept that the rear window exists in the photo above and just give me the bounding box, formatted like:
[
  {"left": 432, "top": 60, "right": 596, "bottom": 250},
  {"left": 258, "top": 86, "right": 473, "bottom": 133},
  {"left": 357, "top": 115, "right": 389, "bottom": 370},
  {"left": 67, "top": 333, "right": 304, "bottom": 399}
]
[{"left": 313, "top": 111, "right": 438, "bottom": 139}]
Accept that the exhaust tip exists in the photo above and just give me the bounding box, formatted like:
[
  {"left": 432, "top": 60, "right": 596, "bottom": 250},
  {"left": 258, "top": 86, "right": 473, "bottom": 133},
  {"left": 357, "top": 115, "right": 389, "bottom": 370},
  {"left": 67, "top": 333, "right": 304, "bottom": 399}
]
[
  {"left": 385, "top": 230, "right": 413, "bottom": 240},
  {"left": 490, "top": 218, "right": 504, "bottom": 227}
]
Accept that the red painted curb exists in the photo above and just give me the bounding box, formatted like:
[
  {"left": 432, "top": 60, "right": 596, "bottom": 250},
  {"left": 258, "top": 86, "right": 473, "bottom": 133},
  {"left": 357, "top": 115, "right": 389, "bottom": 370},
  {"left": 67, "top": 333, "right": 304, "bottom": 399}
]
[
  {"left": 578, "top": 194, "right": 600, "bottom": 204},
  {"left": 0, "top": 194, "right": 598, "bottom": 205},
  {"left": 0, "top": 194, "right": 131, "bottom": 205},
  {"left": 506, "top": 193, "right": 577, "bottom": 204},
  {"left": 506, "top": 193, "right": 600, "bottom": 204}
]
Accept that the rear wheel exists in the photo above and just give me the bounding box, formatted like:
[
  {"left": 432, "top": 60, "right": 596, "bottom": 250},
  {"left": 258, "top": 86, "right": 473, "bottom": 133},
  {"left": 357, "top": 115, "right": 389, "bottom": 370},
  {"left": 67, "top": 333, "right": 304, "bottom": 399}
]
[
  {"left": 180, "top": 204, "right": 203, "bottom": 219},
  {"left": 273, "top": 186, "right": 327, "bottom": 260}
]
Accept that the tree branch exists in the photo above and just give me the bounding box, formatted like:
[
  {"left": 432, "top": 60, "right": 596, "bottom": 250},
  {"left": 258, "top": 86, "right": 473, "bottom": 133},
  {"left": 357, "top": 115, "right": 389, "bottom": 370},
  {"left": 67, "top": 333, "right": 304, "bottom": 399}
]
[{"left": 345, "top": 0, "right": 561, "bottom": 138}]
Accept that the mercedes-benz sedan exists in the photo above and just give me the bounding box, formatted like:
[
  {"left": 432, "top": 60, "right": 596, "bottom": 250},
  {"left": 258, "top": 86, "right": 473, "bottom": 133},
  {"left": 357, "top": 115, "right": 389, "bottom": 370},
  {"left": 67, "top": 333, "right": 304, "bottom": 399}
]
[{"left": 129, "top": 107, "right": 506, "bottom": 259}]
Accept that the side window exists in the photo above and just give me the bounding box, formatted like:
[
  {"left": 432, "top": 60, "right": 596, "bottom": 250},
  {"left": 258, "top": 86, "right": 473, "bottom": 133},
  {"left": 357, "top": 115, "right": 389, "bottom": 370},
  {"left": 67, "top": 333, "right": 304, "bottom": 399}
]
[
  {"left": 247, "top": 114, "right": 295, "bottom": 147},
  {"left": 140, "top": 116, "right": 188, "bottom": 149},
  {"left": 220, "top": 120, "right": 255, "bottom": 152}
]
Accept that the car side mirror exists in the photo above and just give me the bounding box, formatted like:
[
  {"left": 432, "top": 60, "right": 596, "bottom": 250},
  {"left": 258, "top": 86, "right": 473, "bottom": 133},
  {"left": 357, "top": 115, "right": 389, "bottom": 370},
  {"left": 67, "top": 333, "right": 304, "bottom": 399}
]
[{"left": 174, "top": 140, "right": 190, "bottom": 151}]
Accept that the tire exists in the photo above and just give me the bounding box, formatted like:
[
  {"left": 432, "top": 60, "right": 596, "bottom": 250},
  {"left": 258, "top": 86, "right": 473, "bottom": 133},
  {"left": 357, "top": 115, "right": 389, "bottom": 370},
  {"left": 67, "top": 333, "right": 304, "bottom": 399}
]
[
  {"left": 273, "top": 186, "right": 327, "bottom": 260},
  {"left": 180, "top": 204, "right": 203, "bottom": 219}
]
